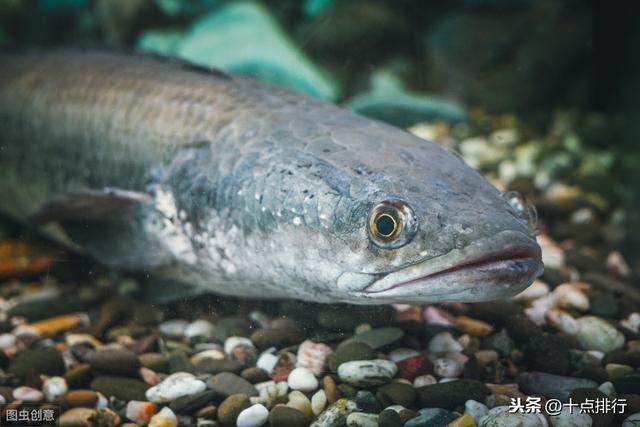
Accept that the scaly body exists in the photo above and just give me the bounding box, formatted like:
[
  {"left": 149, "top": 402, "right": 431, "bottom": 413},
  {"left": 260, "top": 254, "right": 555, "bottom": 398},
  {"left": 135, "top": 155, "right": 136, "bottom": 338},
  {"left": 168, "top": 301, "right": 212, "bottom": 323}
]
[{"left": 0, "top": 50, "right": 542, "bottom": 303}]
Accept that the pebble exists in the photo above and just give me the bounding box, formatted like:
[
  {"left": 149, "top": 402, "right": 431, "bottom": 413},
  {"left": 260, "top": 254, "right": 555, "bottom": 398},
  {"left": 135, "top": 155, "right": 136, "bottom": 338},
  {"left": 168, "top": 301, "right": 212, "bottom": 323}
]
[
  {"left": 269, "top": 405, "right": 310, "bottom": 427},
  {"left": 185, "top": 319, "right": 215, "bottom": 340},
  {"left": 346, "top": 412, "right": 379, "bottom": 427},
  {"left": 413, "top": 374, "right": 437, "bottom": 388},
  {"left": 328, "top": 342, "right": 376, "bottom": 371},
  {"left": 523, "top": 335, "right": 571, "bottom": 375},
  {"left": 158, "top": 319, "right": 188, "bottom": 338},
  {"left": 89, "top": 347, "right": 140, "bottom": 375},
  {"left": 415, "top": 379, "right": 488, "bottom": 410},
  {"left": 297, "top": 340, "right": 332, "bottom": 375},
  {"left": 575, "top": 316, "right": 625, "bottom": 352},
  {"left": 251, "top": 326, "right": 304, "bottom": 349},
  {"left": 311, "top": 398, "right": 358, "bottom": 427},
  {"left": 91, "top": 376, "right": 150, "bottom": 401},
  {"left": 59, "top": 407, "right": 97, "bottom": 427},
  {"left": 433, "top": 357, "right": 463, "bottom": 378},
  {"left": 237, "top": 403, "right": 269, "bottom": 427},
  {"left": 396, "top": 355, "right": 433, "bottom": 381},
  {"left": 454, "top": 316, "right": 494, "bottom": 337},
  {"left": 43, "top": 376, "right": 67, "bottom": 402},
  {"left": 126, "top": 400, "right": 158, "bottom": 425},
  {"left": 146, "top": 372, "right": 207, "bottom": 403},
  {"left": 287, "top": 390, "right": 314, "bottom": 418},
  {"left": 311, "top": 389, "right": 328, "bottom": 415},
  {"left": 257, "top": 351, "right": 279, "bottom": 374},
  {"left": 218, "top": 394, "right": 252, "bottom": 425},
  {"left": 169, "top": 390, "right": 220, "bottom": 414},
  {"left": 207, "top": 372, "right": 258, "bottom": 397},
  {"left": 479, "top": 406, "right": 548, "bottom": 427},
  {"left": 13, "top": 386, "right": 44, "bottom": 402},
  {"left": 378, "top": 409, "right": 403, "bottom": 427},
  {"left": 465, "top": 399, "right": 489, "bottom": 423},
  {"left": 406, "top": 408, "right": 456, "bottom": 427},
  {"left": 612, "top": 374, "right": 640, "bottom": 394},
  {"left": 64, "top": 363, "right": 93, "bottom": 389},
  {"left": 140, "top": 352, "right": 170, "bottom": 373},
  {"left": 623, "top": 413, "right": 640, "bottom": 427},
  {"left": 355, "top": 390, "right": 382, "bottom": 414},
  {"left": 0, "top": 333, "right": 16, "bottom": 350},
  {"left": 427, "top": 332, "right": 463, "bottom": 353},
  {"left": 549, "top": 406, "right": 592, "bottom": 426},
  {"left": 376, "top": 382, "right": 415, "bottom": 407},
  {"left": 8, "top": 347, "right": 65, "bottom": 380},
  {"left": 569, "top": 388, "right": 612, "bottom": 427},
  {"left": 288, "top": 367, "right": 319, "bottom": 392},
  {"left": 516, "top": 372, "right": 598, "bottom": 401},
  {"left": 148, "top": 406, "right": 178, "bottom": 427},
  {"left": 347, "top": 327, "right": 404, "bottom": 349},
  {"left": 65, "top": 390, "right": 99, "bottom": 407},
  {"left": 448, "top": 414, "right": 476, "bottom": 427},
  {"left": 338, "top": 360, "right": 397, "bottom": 387}
]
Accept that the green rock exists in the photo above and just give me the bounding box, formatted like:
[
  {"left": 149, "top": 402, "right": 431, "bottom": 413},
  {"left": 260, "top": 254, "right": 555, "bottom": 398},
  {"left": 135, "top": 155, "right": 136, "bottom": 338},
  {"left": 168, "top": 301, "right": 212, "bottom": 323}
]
[
  {"left": 345, "top": 71, "right": 465, "bottom": 128},
  {"left": 90, "top": 376, "right": 149, "bottom": 401},
  {"left": 327, "top": 342, "right": 375, "bottom": 371},
  {"left": 376, "top": 382, "right": 416, "bottom": 408},
  {"left": 138, "top": 2, "right": 337, "bottom": 100},
  {"left": 378, "top": 409, "right": 402, "bottom": 427},
  {"left": 405, "top": 408, "right": 456, "bottom": 427},
  {"left": 415, "top": 380, "right": 488, "bottom": 410},
  {"left": 483, "top": 329, "right": 516, "bottom": 357},
  {"left": 9, "top": 348, "right": 65, "bottom": 381}
]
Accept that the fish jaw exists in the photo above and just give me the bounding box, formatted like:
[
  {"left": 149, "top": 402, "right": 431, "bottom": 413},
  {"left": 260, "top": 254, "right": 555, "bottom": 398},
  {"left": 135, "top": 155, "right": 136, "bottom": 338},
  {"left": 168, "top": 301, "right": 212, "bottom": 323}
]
[{"left": 355, "top": 230, "right": 543, "bottom": 304}]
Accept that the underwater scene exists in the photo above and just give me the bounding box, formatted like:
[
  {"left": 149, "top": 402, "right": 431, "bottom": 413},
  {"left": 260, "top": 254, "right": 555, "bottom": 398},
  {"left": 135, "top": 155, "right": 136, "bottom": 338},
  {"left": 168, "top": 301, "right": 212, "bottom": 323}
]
[{"left": 0, "top": 0, "right": 639, "bottom": 426}]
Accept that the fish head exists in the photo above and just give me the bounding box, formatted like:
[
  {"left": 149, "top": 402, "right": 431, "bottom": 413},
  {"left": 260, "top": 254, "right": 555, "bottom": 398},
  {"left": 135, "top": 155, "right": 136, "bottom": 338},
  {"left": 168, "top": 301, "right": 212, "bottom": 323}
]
[{"left": 271, "top": 119, "right": 544, "bottom": 304}]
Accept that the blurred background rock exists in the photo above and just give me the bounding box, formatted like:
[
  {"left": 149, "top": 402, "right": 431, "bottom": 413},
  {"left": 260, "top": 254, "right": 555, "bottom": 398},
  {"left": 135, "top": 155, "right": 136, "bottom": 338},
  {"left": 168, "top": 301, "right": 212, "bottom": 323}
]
[{"left": 0, "top": 0, "right": 638, "bottom": 273}]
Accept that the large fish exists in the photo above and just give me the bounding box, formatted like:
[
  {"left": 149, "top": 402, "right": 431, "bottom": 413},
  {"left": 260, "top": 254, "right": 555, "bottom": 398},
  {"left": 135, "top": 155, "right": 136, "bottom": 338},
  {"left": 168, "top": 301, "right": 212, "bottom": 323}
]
[{"left": 0, "top": 50, "right": 543, "bottom": 304}]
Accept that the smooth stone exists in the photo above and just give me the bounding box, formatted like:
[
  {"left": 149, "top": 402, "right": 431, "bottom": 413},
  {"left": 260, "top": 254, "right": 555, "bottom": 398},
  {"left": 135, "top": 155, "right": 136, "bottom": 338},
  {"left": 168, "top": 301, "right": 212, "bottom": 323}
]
[
  {"left": 90, "top": 348, "right": 140, "bottom": 376},
  {"left": 516, "top": 372, "right": 598, "bottom": 401},
  {"left": 375, "top": 382, "right": 415, "bottom": 407},
  {"left": 65, "top": 363, "right": 93, "bottom": 389},
  {"left": 416, "top": 380, "right": 488, "bottom": 410},
  {"left": 168, "top": 349, "right": 195, "bottom": 374},
  {"left": 346, "top": 412, "right": 378, "bottom": 427},
  {"left": 8, "top": 347, "right": 65, "bottom": 380},
  {"left": 65, "top": 389, "right": 99, "bottom": 408},
  {"left": 523, "top": 335, "right": 571, "bottom": 375},
  {"left": 268, "top": 405, "right": 310, "bottom": 427},
  {"left": 464, "top": 400, "right": 489, "bottom": 424},
  {"left": 43, "top": 376, "right": 68, "bottom": 402},
  {"left": 623, "top": 412, "right": 640, "bottom": 427},
  {"left": 185, "top": 319, "right": 215, "bottom": 339},
  {"left": 288, "top": 367, "right": 319, "bottom": 392},
  {"left": 218, "top": 394, "right": 251, "bottom": 425},
  {"left": 148, "top": 406, "right": 178, "bottom": 427},
  {"left": 355, "top": 390, "right": 382, "bottom": 414},
  {"left": 569, "top": 388, "right": 612, "bottom": 427},
  {"left": 328, "top": 342, "right": 376, "bottom": 371},
  {"left": 396, "top": 355, "right": 434, "bottom": 381},
  {"left": 242, "top": 366, "right": 271, "bottom": 384},
  {"left": 576, "top": 316, "right": 625, "bottom": 352},
  {"left": 207, "top": 372, "right": 258, "bottom": 397},
  {"left": 251, "top": 327, "right": 304, "bottom": 349},
  {"left": 169, "top": 390, "right": 221, "bottom": 414},
  {"left": 448, "top": 414, "right": 476, "bottom": 427},
  {"left": 433, "top": 358, "right": 463, "bottom": 378},
  {"left": 126, "top": 400, "right": 158, "bottom": 425},
  {"left": 59, "top": 407, "right": 97, "bottom": 427},
  {"left": 479, "top": 406, "right": 548, "bottom": 427},
  {"left": 158, "top": 319, "right": 189, "bottom": 338},
  {"left": 347, "top": 327, "right": 404, "bottom": 350},
  {"left": 311, "top": 399, "right": 358, "bottom": 427},
  {"left": 146, "top": 372, "right": 207, "bottom": 403},
  {"left": 91, "top": 376, "right": 149, "bottom": 401},
  {"left": 312, "top": 389, "right": 328, "bottom": 416},
  {"left": 237, "top": 404, "right": 269, "bottom": 427},
  {"left": 548, "top": 406, "right": 593, "bottom": 426},
  {"left": 140, "top": 353, "right": 170, "bottom": 373},
  {"left": 613, "top": 374, "right": 640, "bottom": 394},
  {"left": 13, "top": 386, "right": 44, "bottom": 402},
  {"left": 337, "top": 360, "right": 397, "bottom": 387},
  {"left": 405, "top": 408, "right": 456, "bottom": 427},
  {"left": 427, "top": 332, "right": 464, "bottom": 354},
  {"left": 483, "top": 330, "right": 516, "bottom": 357},
  {"left": 196, "top": 357, "right": 243, "bottom": 374},
  {"left": 378, "top": 409, "right": 402, "bottom": 427}
]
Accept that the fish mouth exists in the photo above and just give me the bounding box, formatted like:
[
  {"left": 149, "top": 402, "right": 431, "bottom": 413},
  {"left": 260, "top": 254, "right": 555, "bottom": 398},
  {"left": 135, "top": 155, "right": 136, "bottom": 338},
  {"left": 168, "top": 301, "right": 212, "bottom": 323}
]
[{"left": 361, "top": 230, "right": 543, "bottom": 303}]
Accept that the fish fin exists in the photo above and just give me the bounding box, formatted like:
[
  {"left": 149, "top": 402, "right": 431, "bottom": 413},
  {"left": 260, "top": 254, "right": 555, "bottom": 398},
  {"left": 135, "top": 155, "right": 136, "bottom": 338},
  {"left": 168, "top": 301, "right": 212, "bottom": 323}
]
[
  {"left": 30, "top": 188, "right": 152, "bottom": 224},
  {"left": 144, "top": 278, "right": 211, "bottom": 304}
]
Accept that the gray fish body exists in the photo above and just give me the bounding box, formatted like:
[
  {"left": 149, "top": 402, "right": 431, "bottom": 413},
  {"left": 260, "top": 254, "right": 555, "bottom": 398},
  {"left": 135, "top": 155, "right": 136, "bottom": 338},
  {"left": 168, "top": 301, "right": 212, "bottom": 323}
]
[{"left": 0, "top": 51, "right": 542, "bottom": 303}]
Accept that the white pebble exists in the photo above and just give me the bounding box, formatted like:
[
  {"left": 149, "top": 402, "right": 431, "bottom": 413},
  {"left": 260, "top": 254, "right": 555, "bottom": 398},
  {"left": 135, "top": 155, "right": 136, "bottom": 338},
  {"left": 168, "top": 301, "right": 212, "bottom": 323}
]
[
  {"left": 621, "top": 313, "right": 640, "bottom": 333},
  {"left": 311, "top": 389, "right": 327, "bottom": 415},
  {"left": 237, "top": 404, "right": 269, "bottom": 427},
  {"left": 546, "top": 309, "right": 578, "bottom": 335},
  {"left": 346, "top": 412, "right": 379, "bottom": 427},
  {"left": 549, "top": 406, "right": 592, "bottom": 426},
  {"left": 185, "top": 319, "right": 215, "bottom": 339},
  {"left": 288, "top": 367, "right": 318, "bottom": 392},
  {"left": 43, "top": 376, "right": 67, "bottom": 402},
  {"left": 480, "top": 406, "right": 548, "bottom": 427},
  {"left": 158, "top": 319, "right": 188, "bottom": 338},
  {"left": 13, "top": 386, "right": 43, "bottom": 402},
  {"left": 576, "top": 316, "right": 625, "bottom": 352},
  {"left": 428, "top": 332, "right": 463, "bottom": 353},
  {"left": 145, "top": 372, "right": 206, "bottom": 403},
  {"left": 149, "top": 407, "right": 177, "bottom": 427},
  {"left": 433, "top": 358, "right": 463, "bottom": 378},
  {"left": 413, "top": 374, "right": 437, "bottom": 388},
  {"left": 0, "top": 333, "right": 16, "bottom": 350},
  {"left": 388, "top": 348, "right": 420, "bottom": 363},
  {"left": 465, "top": 399, "right": 488, "bottom": 423},
  {"left": 257, "top": 350, "right": 279, "bottom": 374},
  {"left": 297, "top": 340, "right": 332, "bottom": 376},
  {"left": 338, "top": 360, "right": 397, "bottom": 387},
  {"left": 225, "top": 336, "right": 255, "bottom": 354},
  {"left": 598, "top": 381, "right": 617, "bottom": 398}
]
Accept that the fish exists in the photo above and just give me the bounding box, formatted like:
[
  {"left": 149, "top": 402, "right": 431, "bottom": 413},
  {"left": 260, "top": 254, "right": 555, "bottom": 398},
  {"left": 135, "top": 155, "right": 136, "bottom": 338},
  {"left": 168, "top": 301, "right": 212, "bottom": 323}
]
[{"left": 0, "top": 50, "right": 543, "bottom": 304}]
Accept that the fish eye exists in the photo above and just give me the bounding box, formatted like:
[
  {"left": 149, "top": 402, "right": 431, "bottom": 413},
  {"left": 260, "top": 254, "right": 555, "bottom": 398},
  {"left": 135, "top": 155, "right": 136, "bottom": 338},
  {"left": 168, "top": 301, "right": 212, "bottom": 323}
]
[{"left": 368, "top": 200, "right": 418, "bottom": 248}]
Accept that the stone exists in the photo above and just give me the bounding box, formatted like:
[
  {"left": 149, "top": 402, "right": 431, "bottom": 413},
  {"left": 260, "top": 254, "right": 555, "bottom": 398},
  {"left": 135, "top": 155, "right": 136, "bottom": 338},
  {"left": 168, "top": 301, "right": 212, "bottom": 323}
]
[
  {"left": 427, "top": 332, "right": 463, "bottom": 354},
  {"left": 65, "top": 390, "right": 99, "bottom": 408},
  {"left": 548, "top": 406, "right": 593, "bottom": 426},
  {"left": 89, "top": 348, "right": 140, "bottom": 376},
  {"left": 612, "top": 374, "right": 640, "bottom": 395},
  {"left": 433, "top": 358, "right": 463, "bottom": 378},
  {"left": 311, "top": 399, "right": 358, "bottom": 427},
  {"left": 169, "top": 390, "right": 220, "bottom": 414},
  {"left": 146, "top": 372, "right": 207, "bottom": 403},
  {"left": 479, "top": 406, "right": 547, "bottom": 427},
  {"left": 311, "top": 390, "right": 328, "bottom": 416},
  {"left": 297, "top": 340, "right": 332, "bottom": 376},
  {"left": 148, "top": 406, "right": 178, "bottom": 427},
  {"left": 126, "top": 400, "right": 158, "bottom": 425},
  {"left": 575, "top": 316, "right": 625, "bottom": 352},
  {"left": 454, "top": 316, "right": 494, "bottom": 338},
  {"left": 65, "top": 364, "right": 93, "bottom": 389},
  {"left": 396, "top": 355, "right": 433, "bottom": 381},
  {"left": 465, "top": 400, "right": 489, "bottom": 424},
  {"left": 405, "top": 408, "right": 456, "bottom": 427},
  {"left": 13, "top": 386, "right": 43, "bottom": 402},
  {"left": 375, "top": 382, "right": 415, "bottom": 407},
  {"left": 139, "top": 353, "right": 170, "bottom": 373},
  {"left": 523, "top": 335, "right": 572, "bottom": 376},
  {"left": 158, "top": 319, "right": 188, "bottom": 338},
  {"left": 43, "top": 376, "right": 67, "bottom": 402},
  {"left": 354, "top": 390, "right": 382, "bottom": 414},
  {"left": 415, "top": 380, "right": 488, "bottom": 410},
  {"left": 347, "top": 327, "right": 404, "bottom": 350},
  {"left": 323, "top": 376, "right": 340, "bottom": 403},
  {"left": 569, "top": 388, "right": 613, "bottom": 427},
  {"left": 242, "top": 366, "right": 271, "bottom": 383},
  {"left": 207, "top": 372, "right": 258, "bottom": 397},
  {"left": 288, "top": 367, "right": 319, "bottom": 392},
  {"left": 59, "top": 408, "right": 97, "bottom": 427},
  {"left": 328, "top": 342, "right": 376, "bottom": 371},
  {"left": 268, "top": 405, "right": 310, "bottom": 427},
  {"left": 237, "top": 404, "right": 269, "bottom": 427},
  {"left": 218, "top": 394, "right": 251, "bottom": 425},
  {"left": 91, "top": 376, "right": 149, "bottom": 401},
  {"left": 516, "top": 372, "right": 598, "bottom": 401},
  {"left": 196, "top": 357, "right": 243, "bottom": 375},
  {"left": 448, "top": 414, "right": 476, "bottom": 427},
  {"left": 346, "top": 412, "right": 378, "bottom": 427},
  {"left": 378, "top": 409, "right": 402, "bottom": 427},
  {"left": 8, "top": 347, "right": 65, "bottom": 380},
  {"left": 338, "top": 360, "right": 397, "bottom": 387}
]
